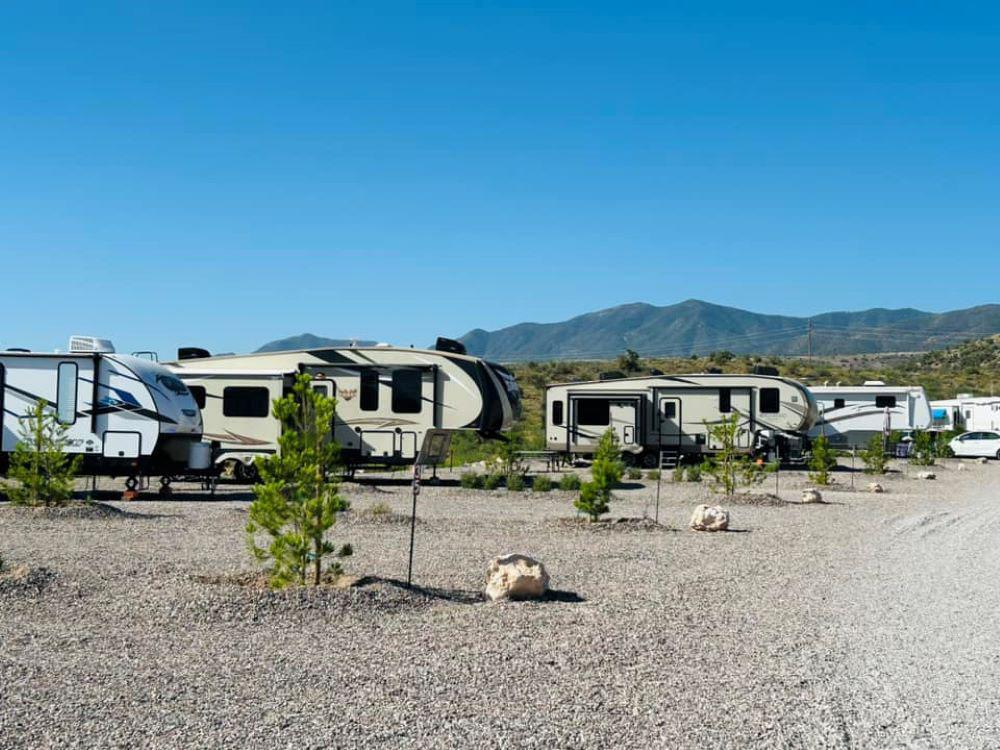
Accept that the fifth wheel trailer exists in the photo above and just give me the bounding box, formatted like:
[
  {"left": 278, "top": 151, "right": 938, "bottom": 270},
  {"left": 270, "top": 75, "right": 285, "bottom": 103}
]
[
  {"left": 930, "top": 395, "right": 1000, "bottom": 433},
  {"left": 166, "top": 340, "right": 522, "bottom": 479},
  {"left": 0, "top": 337, "right": 205, "bottom": 481},
  {"left": 545, "top": 373, "right": 818, "bottom": 467},
  {"left": 808, "top": 382, "right": 932, "bottom": 448}
]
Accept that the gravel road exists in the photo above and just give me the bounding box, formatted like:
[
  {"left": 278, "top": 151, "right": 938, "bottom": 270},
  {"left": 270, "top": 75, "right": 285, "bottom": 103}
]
[{"left": 2, "top": 460, "right": 999, "bottom": 748}]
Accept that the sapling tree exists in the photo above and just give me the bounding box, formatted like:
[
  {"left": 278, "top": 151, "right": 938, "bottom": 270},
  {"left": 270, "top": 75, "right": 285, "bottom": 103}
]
[
  {"left": 700, "top": 415, "right": 770, "bottom": 498},
  {"left": 909, "top": 430, "right": 936, "bottom": 467},
  {"left": 574, "top": 428, "right": 623, "bottom": 521},
  {"left": 858, "top": 435, "right": 888, "bottom": 475},
  {"left": 246, "top": 374, "right": 352, "bottom": 588},
  {"left": 808, "top": 436, "right": 837, "bottom": 486},
  {"left": 8, "top": 401, "right": 82, "bottom": 507}
]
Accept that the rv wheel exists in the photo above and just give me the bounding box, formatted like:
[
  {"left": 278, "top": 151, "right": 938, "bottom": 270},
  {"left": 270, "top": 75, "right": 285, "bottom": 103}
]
[
  {"left": 220, "top": 460, "right": 239, "bottom": 481},
  {"left": 641, "top": 452, "right": 658, "bottom": 469},
  {"left": 125, "top": 476, "right": 138, "bottom": 492},
  {"left": 235, "top": 462, "right": 259, "bottom": 484},
  {"left": 158, "top": 477, "right": 173, "bottom": 499}
]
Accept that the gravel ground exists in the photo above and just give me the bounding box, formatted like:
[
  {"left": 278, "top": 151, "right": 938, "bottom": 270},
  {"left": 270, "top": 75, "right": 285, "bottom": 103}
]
[{"left": 2, "top": 459, "right": 999, "bottom": 748}]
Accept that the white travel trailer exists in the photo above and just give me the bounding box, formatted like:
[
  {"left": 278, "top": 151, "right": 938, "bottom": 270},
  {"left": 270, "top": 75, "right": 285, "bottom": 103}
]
[
  {"left": 930, "top": 394, "right": 1000, "bottom": 433},
  {"left": 166, "top": 339, "right": 521, "bottom": 479},
  {"left": 0, "top": 337, "right": 205, "bottom": 483},
  {"left": 808, "top": 381, "right": 932, "bottom": 448},
  {"left": 545, "top": 373, "right": 818, "bottom": 467}
]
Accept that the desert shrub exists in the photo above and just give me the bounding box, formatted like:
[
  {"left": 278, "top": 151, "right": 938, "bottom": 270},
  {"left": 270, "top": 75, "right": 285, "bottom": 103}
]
[
  {"left": 574, "top": 428, "right": 623, "bottom": 521},
  {"left": 686, "top": 464, "right": 702, "bottom": 482},
  {"left": 625, "top": 467, "right": 643, "bottom": 480},
  {"left": 559, "top": 473, "right": 582, "bottom": 491},
  {"left": 482, "top": 473, "right": 503, "bottom": 490},
  {"left": 858, "top": 435, "right": 888, "bottom": 475},
  {"left": 672, "top": 465, "right": 685, "bottom": 481},
  {"left": 7, "top": 401, "right": 82, "bottom": 507},
  {"left": 909, "top": 431, "right": 936, "bottom": 466},
  {"left": 368, "top": 502, "right": 392, "bottom": 520},
  {"left": 506, "top": 474, "right": 526, "bottom": 492},
  {"left": 532, "top": 475, "right": 553, "bottom": 492},
  {"left": 934, "top": 431, "right": 956, "bottom": 459},
  {"left": 247, "top": 374, "right": 351, "bottom": 588},
  {"left": 808, "top": 436, "right": 837, "bottom": 486},
  {"left": 460, "top": 472, "right": 483, "bottom": 489},
  {"left": 646, "top": 469, "right": 661, "bottom": 481}
]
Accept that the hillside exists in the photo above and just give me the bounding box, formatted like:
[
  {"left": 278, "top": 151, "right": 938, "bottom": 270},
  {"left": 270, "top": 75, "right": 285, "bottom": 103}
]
[
  {"left": 457, "top": 300, "right": 1000, "bottom": 361},
  {"left": 256, "top": 333, "right": 378, "bottom": 353}
]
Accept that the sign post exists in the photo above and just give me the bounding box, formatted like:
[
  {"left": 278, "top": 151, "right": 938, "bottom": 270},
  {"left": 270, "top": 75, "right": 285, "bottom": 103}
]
[
  {"left": 407, "top": 464, "right": 420, "bottom": 588},
  {"left": 405, "top": 430, "right": 453, "bottom": 589}
]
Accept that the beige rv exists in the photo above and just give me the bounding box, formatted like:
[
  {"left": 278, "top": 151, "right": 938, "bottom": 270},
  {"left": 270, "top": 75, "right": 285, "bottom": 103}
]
[
  {"left": 546, "top": 373, "right": 818, "bottom": 467},
  {"left": 166, "top": 341, "right": 521, "bottom": 479}
]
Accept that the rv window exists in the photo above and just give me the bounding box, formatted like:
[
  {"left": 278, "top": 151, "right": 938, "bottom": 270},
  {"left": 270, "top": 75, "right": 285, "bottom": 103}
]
[
  {"left": 188, "top": 385, "right": 207, "bottom": 409},
  {"left": 360, "top": 370, "right": 379, "bottom": 411},
  {"left": 56, "top": 362, "right": 78, "bottom": 425},
  {"left": 552, "top": 400, "right": 564, "bottom": 425},
  {"left": 875, "top": 396, "right": 897, "bottom": 409},
  {"left": 223, "top": 386, "right": 270, "bottom": 418},
  {"left": 391, "top": 370, "right": 422, "bottom": 414},
  {"left": 834, "top": 398, "right": 846, "bottom": 410},
  {"left": 719, "top": 388, "right": 732, "bottom": 413},
  {"left": 662, "top": 401, "right": 676, "bottom": 419},
  {"left": 577, "top": 399, "right": 610, "bottom": 426},
  {"left": 760, "top": 388, "right": 780, "bottom": 414}
]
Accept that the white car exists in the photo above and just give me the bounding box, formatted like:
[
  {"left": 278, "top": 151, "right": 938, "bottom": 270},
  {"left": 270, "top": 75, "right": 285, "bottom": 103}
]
[{"left": 949, "top": 431, "right": 1000, "bottom": 459}]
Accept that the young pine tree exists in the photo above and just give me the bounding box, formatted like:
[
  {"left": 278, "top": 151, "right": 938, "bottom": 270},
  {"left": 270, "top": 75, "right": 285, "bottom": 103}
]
[
  {"left": 246, "top": 374, "right": 352, "bottom": 588},
  {"left": 699, "top": 414, "right": 771, "bottom": 499},
  {"left": 858, "top": 435, "right": 888, "bottom": 475},
  {"left": 574, "top": 428, "right": 623, "bottom": 521},
  {"left": 8, "top": 401, "right": 82, "bottom": 507},
  {"left": 808, "top": 436, "right": 837, "bottom": 485}
]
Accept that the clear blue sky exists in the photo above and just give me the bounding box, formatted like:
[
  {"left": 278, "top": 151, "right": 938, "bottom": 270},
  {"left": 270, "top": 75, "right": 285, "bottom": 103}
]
[{"left": 1, "top": 2, "right": 997, "bottom": 355}]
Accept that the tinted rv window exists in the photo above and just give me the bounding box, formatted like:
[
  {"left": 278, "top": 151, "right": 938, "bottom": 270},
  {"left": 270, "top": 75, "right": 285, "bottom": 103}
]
[
  {"left": 56, "top": 362, "right": 77, "bottom": 425},
  {"left": 834, "top": 398, "right": 845, "bottom": 410},
  {"left": 719, "top": 388, "right": 732, "bottom": 413},
  {"left": 360, "top": 370, "right": 379, "bottom": 411},
  {"left": 188, "top": 385, "right": 207, "bottom": 409},
  {"left": 391, "top": 370, "right": 422, "bottom": 414},
  {"left": 552, "top": 400, "right": 564, "bottom": 425},
  {"left": 760, "top": 388, "right": 780, "bottom": 414},
  {"left": 875, "top": 395, "right": 897, "bottom": 409},
  {"left": 577, "top": 399, "right": 610, "bottom": 426},
  {"left": 223, "top": 387, "right": 270, "bottom": 418},
  {"left": 662, "top": 401, "right": 676, "bottom": 419}
]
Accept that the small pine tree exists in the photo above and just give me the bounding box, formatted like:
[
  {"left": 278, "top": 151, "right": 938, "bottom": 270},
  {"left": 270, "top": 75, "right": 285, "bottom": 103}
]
[
  {"left": 574, "top": 428, "right": 623, "bottom": 521},
  {"left": 246, "top": 374, "right": 351, "bottom": 588},
  {"left": 808, "top": 436, "right": 837, "bottom": 485},
  {"left": 909, "top": 430, "right": 936, "bottom": 466},
  {"left": 8, "top": 401, "right": 82, "bottom": 507},
  {"left": 700, "top": 415, "right": 768, "bottom": 498},
  {"left": 858, "top": 435, "right": 888, "bottom": 475}
]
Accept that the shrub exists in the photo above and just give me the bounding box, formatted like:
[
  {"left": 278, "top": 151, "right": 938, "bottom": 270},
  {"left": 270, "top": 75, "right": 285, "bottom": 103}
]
[
  {"left": 672, "top": 465, "right": 685, "bottom": 482},
  {"left": 909, "top": 431, "right": 936, "bottom": 466},
  {"left": 460, "top": 472, "right": 483, "bottom": 489},
  {"left": 685, "top": 464, "right": 702, "bottom": 483},
  {"left": 559, "top": 473, "right": 582, "bottom": 491},
  {"left": 368, "top": 502, "right": 392, "bottom": 520},
  {"left": 701, "top": 415, "right": 769, "bottom": 497},
  {"left": 574, "top": 428, "right": 623, "bottom": 521},
  {"left": 625, "top": 467, "right": 643, "bottom": 480},
  {"left": 646, "top": 469, "right": 661, "bottom": 481},
  {"left": 808, "top": 436, "right": 837, "bottom": 486},
  {"left": 8, "top": 401, "right": 82, "bottom": 507},
  {"left": 532, "top": 475, "right": 553, "bottom": 492},
  {"left": 506, "top": 474, "right": 526, "bottom": 492},
  {"left": 482, "top": 473, "right": 503, "bottom": 490},
  {"left": 858, "top": 435, "right": 888, "bottom": 475}
]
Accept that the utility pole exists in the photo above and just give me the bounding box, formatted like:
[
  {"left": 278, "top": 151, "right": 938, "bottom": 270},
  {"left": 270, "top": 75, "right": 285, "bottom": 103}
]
[{"left": 808, "top": 320, "right": 813, "bottom": 360}]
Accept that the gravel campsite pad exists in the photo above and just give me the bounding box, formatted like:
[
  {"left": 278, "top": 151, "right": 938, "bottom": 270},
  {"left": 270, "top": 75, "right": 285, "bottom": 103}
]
[{"left": 2, "top": 460, "right": 1000, "bottom": 747}]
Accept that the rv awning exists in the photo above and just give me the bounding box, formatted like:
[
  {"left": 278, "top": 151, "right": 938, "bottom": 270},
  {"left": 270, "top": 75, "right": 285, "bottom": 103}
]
[{"left": 932, "top": 408, "right": 948, "bottom": 420}]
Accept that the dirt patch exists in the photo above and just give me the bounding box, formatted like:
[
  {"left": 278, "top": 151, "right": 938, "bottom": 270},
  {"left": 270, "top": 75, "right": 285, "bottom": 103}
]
[
  {"left": 557, "top": 516, "right": 673, "bottom": 531},
  {"left": 346, "top": 506, "right": 416, "bottom": 525},
  {"left": 725, "top": 493, "right": 789, "bottom": 506},
  {"left": 0, "top": 501, "right": 127, "bottom": 519},
  {"left": 0, "top": 565, "right": 55, "bottom": 596}
]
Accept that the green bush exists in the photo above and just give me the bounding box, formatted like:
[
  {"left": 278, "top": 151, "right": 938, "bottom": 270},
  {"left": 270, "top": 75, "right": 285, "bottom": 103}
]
[
  {"left": 482, "top": 473, "right": 503, "bottom": 490},
  {"left": 506, "top": 474, "right": 526, "bottom": 492},
  {"left": 672, "top": 465, "right": 685, "bottom": 481},
  {"left": 646, "top": 469, "right": 661, "bottom": 481},
  {"left": 532, "top": 475, "right": 554, "bottom": 492},
  {"left": 559, "top": 473, "right": 582, "bottom": 491},
  {"left": 910, "top": 431, "right": 936, "bottom": 466},
  {"left": 574, "top": 428, "right": 623, "bottom": 521},
  {"left": 858, "top": 435, "right": 888, "bottom": 475},
  {"left": 625, "top": 467, "right": 643, "bottom": 480},
  {"left": 808, "top": 436, "right": 837, "bottom": 486},
  {"left": 685, "top": 464, "right": 702, "bottom": 483},
  {"left": 460, "top": 472, "right": 482, "bottom": 489}
]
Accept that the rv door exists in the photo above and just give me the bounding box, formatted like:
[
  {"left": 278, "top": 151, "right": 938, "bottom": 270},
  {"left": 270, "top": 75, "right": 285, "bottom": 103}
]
[
  {"left": 658, "top": 397, "right": 681, "bottom": 445},
  {"left": 610, "top": 400, "right": 639, "bottom": 446}
]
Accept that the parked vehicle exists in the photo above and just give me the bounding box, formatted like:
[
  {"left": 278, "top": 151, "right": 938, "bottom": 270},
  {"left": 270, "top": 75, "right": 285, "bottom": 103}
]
[
  {"left": 930, "top": 395, "right": 1000, "bottom": 433},
  {"left": 0, "top": 337, "right": 206, "bottom": 487},
  {"left": 949, "top": 431, "right": 1000, "bottom": 459},
  {"left": 166, "top": 338, "right": 521, "bottom": 479},
  {"left": 808, "top": 381, "right": 932, "bottom": 449},
  {"left": 545, "top": 373, "right": 818, "bottom": 467}
]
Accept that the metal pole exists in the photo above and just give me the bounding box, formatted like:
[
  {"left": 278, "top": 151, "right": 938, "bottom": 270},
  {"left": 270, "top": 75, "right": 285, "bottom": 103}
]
[
  {"left": 407, "top": 465, "right": 420, "bottom": 587},
  {"left": 851, "top": 447, "right": 856, "bottom": 488},
  {"left": 655, "top": 452, "right": 662, "bottom": 524}
]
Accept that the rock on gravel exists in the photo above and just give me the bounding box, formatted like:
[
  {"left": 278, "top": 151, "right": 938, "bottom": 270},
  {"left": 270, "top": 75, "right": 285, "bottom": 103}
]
[
  {"left": 868, "top": 482, "right": 885, "bottom": 493},
  {"left": 484, "top": 554, "right": 549, "bottom": 602},
  {"left": 689, "top": 504, "right": 729, "bottom": 531},
  {"left": 801, "top": 489, "right": 824, "bottom": 503},
  {"left": 918, "top": 471, "right": 937, "bottom": 480}
]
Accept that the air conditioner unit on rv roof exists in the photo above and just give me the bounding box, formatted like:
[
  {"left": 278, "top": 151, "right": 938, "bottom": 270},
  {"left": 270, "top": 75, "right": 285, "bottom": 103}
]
[{"left": 68, "top": 336, "right": 115, "bottom": 354}]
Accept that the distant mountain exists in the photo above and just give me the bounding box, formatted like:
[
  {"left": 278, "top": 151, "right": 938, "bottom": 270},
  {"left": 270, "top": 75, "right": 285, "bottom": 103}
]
[
  {"left": 256, "top": 333, "right": 378, "bottom": 353},
  {"left": 457, "top": 300, "right": 1000, "bottom": 361}
]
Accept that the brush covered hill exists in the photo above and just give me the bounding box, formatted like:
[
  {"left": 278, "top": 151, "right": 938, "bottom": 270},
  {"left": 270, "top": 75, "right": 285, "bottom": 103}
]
[
  {"left": 458, "top": 300, "right": 1000, "bottom": 361},
  {"left": 256, "top": 333, "right": 378, "bottom": 353}
]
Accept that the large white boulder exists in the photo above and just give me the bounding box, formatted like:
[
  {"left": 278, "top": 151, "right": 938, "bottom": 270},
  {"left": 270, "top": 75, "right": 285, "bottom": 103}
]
[
  {"left": 801, "top": 489, "right": 824, "bottom": 504},
  {"left": 484, "top": 554, "right": 549, "bottom": 602},
  {"left": 867, "top": 482, "right": 884, "bottom": 493},
  {"left": 690, "top": 505, "right": 729, "bottom": 532},
  {"left": 917, "top": 471, "right": 937, "bottom": 480}
]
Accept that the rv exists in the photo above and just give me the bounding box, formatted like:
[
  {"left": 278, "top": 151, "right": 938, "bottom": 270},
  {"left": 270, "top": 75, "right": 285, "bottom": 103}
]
[
  {"left": 0, "top": 337, "right": 206, "bottom": 484},
  {"left": 166, "top": 339, "right": 521, "bottom": 479},
  {"left": 808, "top": 381, "right": 932, "bottom": 448},
  {"left": 545, "top": 373, "right": 818, "bottom": 467},
  {"left": 930, "top": 394, "right": 1000, "bottom": 433}
]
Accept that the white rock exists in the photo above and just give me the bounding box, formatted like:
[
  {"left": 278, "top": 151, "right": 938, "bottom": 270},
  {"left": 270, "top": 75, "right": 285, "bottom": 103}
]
[
  {"left": 484, "top": 554, "right": 549, "bottom": 602},
  {"left": 801, "top": 489, "right": 824, "bottom": 504},
  {"left": 978, "top": 457, "right": 990, "bottom": 465},
  {"left": 689, "top": 504, "right": 729, "bottom": 532},
  {"left": 867, "top": 482, "right": 884, "bottom": 494},
  {"left": 917, "top": 471, "right": 937, "bottom": 480},
  {"left": 957, "top": 464, "right": 967, "bottom": 472}
]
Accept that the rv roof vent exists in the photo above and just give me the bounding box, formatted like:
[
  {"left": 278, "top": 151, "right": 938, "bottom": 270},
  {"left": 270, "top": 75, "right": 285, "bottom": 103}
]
[
  {"left": 435, "top": 337, "right": 467, "bottom": 356},
  {"left": 69, "top": 336, "right": 115, "bottom": 354},
  {"left": 863, "top": 380, "right": 886, "bottom": 387},
  {"left": 957, "top": 393, "right": 974, "bottom": 399},
  {"left": 751, "top": 365, "right": 780, "bottom": 376},
  {"left": 376, "top": 342, "right": 393, "bottom": 348},
  {"left": 648, "top": 368, "right": 664, "bottom": 376},
  {"left": 599, "top": 370, "right": 625, "bottom": 381},
  {"left": 178, "top": 347, "right": 211, "bottom": 360}
]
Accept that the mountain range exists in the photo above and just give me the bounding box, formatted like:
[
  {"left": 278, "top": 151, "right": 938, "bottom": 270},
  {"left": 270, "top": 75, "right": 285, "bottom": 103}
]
[{"left": 256, "top": 300, "right": 1000, "bottom": 361}]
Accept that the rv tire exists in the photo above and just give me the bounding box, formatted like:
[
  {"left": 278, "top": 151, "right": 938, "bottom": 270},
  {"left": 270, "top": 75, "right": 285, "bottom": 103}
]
[{"left": 641, "top": 451, "right": 658, "bottom": 469}]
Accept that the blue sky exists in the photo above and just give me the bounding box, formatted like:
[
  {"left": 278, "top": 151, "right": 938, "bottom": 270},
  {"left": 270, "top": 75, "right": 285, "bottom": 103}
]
[{"left": 0, "top": 2, "right": 997, "bottom": 355}]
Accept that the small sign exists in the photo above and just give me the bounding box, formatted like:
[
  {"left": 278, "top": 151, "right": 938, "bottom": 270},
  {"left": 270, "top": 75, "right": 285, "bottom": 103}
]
[{"left": 415, "top": 429, "right": 453, "bottom": 466}]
